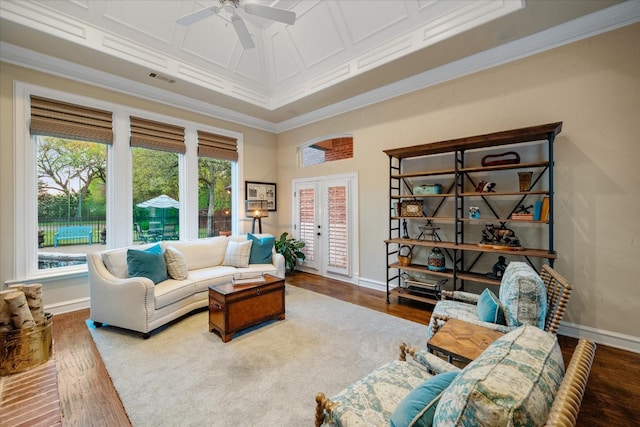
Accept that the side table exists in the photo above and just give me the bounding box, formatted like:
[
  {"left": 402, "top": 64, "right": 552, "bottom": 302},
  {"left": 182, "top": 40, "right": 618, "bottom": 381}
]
[{"left": 427, "top": 317, "right": 504, "bottom": 365}]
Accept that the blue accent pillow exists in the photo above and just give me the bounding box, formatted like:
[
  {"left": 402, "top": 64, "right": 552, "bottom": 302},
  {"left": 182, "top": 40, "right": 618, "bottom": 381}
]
[
  {"left": 477, "top": 288, "right": 506, "bottom": 325},
  {"left": 247, "top": 234, "right": 274, "bottom": 264},
  {"left": 127, "top": 244, "right": 168, "bottom": 284},
  {"left": 390, "top": 371, "right": 458, "bottom": 427}
]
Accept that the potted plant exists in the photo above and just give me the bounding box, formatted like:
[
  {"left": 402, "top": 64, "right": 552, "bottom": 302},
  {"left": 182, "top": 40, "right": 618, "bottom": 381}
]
[{"left": 275, "top": 232, "right": 306, "bottom": 273}]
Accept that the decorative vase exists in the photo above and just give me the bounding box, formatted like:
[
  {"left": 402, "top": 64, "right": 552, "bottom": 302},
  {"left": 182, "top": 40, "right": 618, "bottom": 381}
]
[
  {"left": 518, "top": 171, "right": 533, "bottom": 192},
  {"left": 427, "top": 247, "right": 446, "bottom": 271}
]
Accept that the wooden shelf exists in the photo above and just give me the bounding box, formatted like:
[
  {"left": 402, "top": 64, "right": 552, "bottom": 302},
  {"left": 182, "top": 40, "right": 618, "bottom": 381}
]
[
  {"left": 383, "top": 122, "right": 562, "bottom": 159},
  {"left": 388, "top": 263, "right": 453, "bottom": 278},
  {"left": 458, "top": 218, "right": 549, "bottom": 224},
  {"left": 389, "top": 287, "right": 439, "bottom": 305},
  {"left": 386, "top": 239, "right": 557, "bottom": 259},
  {"left": 391, "top": 193, "right": 455, "bottom": 199},
  {"left": 392, "top": 168, "right": 455, "bottom": 178},
  {"left": 456, "top": 271, "right": 501, "bottom": 286},
  {"left": 460, "top": 190, "right": 549, "bottom": 197},
  {"left": 391, "top": 216, "right": 455, "bottom": 221},
  {"left": 460, "top": 160, "right": 549, "bottom": 173}
]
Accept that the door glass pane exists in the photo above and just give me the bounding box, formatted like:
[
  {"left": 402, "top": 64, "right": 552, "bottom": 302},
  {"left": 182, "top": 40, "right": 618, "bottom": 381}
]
[
  {"left": 37, "top": 136, "right": 107, "bottom": 270},
  {"left": 327, "top": 184, "right": 348, "bottom": 269},
  {"left": 298, "top": 188, "right": 316, "bottom": 262}
]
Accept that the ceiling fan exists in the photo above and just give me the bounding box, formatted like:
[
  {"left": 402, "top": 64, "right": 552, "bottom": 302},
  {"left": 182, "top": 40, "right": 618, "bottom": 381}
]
[{"left": 176, "top": 0, "right": 296, "bottom": 49}]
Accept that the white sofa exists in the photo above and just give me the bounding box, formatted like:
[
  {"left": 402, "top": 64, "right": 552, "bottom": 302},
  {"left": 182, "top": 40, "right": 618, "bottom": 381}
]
[{"left": 87, "top": 234, "right": 285, "bottom": 338}]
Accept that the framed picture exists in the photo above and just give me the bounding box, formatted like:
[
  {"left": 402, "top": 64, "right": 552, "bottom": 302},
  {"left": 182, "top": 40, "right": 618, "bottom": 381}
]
[
  {"left": 245, "top": 181, "right": 277, "bottom": 211},
  {"left": 400, "top": 200, "right": 424, "bottom": 217}
]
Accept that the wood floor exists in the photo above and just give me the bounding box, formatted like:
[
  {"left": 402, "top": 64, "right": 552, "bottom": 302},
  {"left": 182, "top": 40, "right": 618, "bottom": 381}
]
[{"left": 47, "top": 272, "right": 638, "bottom": 426}]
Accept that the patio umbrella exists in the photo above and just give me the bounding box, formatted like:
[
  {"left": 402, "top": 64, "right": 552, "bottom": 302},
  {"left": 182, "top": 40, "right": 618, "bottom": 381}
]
[
  {"left": 136, "top": 195, "right": 180, "bottom": 228},
  {"left": 136, "top": 194, "right": 180, "bottom": 209}
]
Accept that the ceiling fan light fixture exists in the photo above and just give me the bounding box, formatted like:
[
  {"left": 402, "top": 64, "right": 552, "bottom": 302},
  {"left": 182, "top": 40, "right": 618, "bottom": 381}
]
[{"left": 221, "top": 0, "right": 237, "bottom": 17}]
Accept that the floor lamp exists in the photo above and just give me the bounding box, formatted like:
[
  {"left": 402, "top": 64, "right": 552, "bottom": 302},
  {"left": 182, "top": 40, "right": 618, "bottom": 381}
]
[{"left": 246, "top": 200, "right": 268, "bottom": 234}]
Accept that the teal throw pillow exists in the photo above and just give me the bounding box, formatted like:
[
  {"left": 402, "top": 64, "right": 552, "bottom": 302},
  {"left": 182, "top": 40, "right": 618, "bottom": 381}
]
[
  {"left": 247, "top": 233, "right": 275, "bottom": 264},
  {"left": 477, "top": 288, "right": 506, "bottom": 325},
  {"left": 127, "top": 244, "right": 168, "bottom": 284},
  {"left": 390, "top": 371, "right": 458, "bottom": 427}
]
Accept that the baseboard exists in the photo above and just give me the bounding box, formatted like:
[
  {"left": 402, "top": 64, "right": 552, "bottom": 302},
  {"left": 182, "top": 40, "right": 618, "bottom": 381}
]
[
  {"left": 357, "top": 278, "right": 386, "bottom": 292},
  {"left": 558, "top": 321, "right": 640, "bottom": 354},
  {"left": 44, "top": 297, "right": 90, "bottom": 315}
]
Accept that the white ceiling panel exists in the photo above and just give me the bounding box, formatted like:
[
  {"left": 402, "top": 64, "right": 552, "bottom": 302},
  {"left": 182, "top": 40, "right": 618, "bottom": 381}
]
[
  {"left": 181, "top": 16, "right": 238, "bottom": 68},
  {"left": 337, "top": 0, "right": 410, "bottom": 44},
  {"left": 234, "top": 45, "right": 264, "bottom": 84},
  {"left": 271, "top": 28, "right": 302, "bottom": 84},
  {"left": 103, "top": 1, "right": 178, "bottom": 45},
  {"left": 287, "top": 2, "right": 345, "bottom": 68}
]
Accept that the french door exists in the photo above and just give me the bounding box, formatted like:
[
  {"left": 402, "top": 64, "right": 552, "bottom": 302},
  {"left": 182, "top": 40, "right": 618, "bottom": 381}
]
[{"left": 293, "top": 173, "right": 358, "bottom": 280}]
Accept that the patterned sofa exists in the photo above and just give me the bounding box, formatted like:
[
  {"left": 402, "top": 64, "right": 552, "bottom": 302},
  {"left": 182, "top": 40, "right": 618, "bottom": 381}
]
[{"left": 315, "top": 325, "right": 596, "bottom": 427}]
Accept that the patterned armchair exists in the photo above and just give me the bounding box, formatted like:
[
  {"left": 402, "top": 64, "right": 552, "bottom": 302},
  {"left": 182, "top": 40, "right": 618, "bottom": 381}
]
[
  {"left": 315, "top": 326, "right": 596, "bottom": 427},
  {"left": 428, "top": 262, "right": 572, "bottom": 337}
]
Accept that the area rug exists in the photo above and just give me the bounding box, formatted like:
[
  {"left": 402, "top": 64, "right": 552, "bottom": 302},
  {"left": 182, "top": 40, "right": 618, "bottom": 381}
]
[{"left": 88, "top": 285, "right": 428, "bottom": 426}]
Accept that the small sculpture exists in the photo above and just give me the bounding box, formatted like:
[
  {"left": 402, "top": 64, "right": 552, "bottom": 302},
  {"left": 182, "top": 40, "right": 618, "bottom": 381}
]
[
  {"left": 475, "top": 180, "right": 496, "bottom": 192},
  {"left": 480, "top": 224, "right": 521, "bottom": 248},
  {"left": 487, "top": 256, "right": 507, "bottom": 279}
]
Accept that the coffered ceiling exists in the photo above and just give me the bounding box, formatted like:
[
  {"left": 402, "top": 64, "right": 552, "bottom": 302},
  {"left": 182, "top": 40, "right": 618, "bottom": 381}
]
[{"left": 0, "top": 0, "right": 635, "bottom": 130}]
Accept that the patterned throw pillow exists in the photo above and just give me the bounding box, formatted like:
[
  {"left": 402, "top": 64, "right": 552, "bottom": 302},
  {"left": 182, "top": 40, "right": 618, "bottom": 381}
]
[
  {"left": 433, "top": 325, "right": 565, "bottom": 426},
  {"left": 126, "top": 243, "right": 168, "bottom": 284},
  {"left": 164, "top": 246, "right": 188, "bottom": 280},
  {"left": 476, "top": 288, "right": 506, "bottom": 325},
  {"left": 223, "top": 240, "right": 252, "bottom": 268},
  {"left": 247, "top": 233, "right": 275, "bottom": 264},
  {"left": 499, "top": 262, "right": 547, "bottom": 328}
]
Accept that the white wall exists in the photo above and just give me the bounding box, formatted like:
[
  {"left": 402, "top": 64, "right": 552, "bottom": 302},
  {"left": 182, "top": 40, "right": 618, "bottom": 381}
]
[{"left": 276, "top": 23, "right": 640, "bottom": 347}]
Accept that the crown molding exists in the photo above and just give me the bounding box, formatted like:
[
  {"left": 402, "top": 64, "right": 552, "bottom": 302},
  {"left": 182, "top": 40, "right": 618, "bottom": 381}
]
[
  {"left": 0, "top": 42, "right": 278, "bottom": 133},
  {"left": 2, "top": 1, "right": 638, "bottom": 133},
  {"left": 276, "top": 0, "right": 640, "bottom": 132}
]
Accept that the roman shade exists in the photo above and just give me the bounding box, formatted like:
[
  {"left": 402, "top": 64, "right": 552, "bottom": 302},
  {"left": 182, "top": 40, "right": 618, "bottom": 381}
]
[
  {"left": 130, "top": 116, "right": 185, "bottom": 154},
  {"left": 197, "top": 130, "right": 238, "bottom": 161},
  {"left": 30, "top": 96, "right": 113, "bottom": 144}
]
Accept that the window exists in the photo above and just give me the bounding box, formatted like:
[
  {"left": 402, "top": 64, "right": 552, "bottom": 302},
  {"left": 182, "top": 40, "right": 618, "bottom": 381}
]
[
  {"left": 301, "top": 136, "right": 353, "bottom": 167},
  {"left": 130, "top": 116, "right": 185, "bottom": 243},
  {"left": 13, "top": 83, "right": 242, "bottom": 280},
  {"left": 31, "top": 96, "right": 112, "bottom": 271},
  {"left": 196, "top": 130, "right": 237, "bottom": 238}
]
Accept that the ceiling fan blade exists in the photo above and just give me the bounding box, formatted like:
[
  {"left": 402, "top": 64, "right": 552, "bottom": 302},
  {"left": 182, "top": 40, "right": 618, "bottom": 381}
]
[
  {"left": 176, "top": 7, "right": 220, "bottom": 26},
  {"left": 243, "top": 4, "right": 296, "bottom": 25},
  {"left": 231, "top": 15, "right": 255, "bottom": 49}
]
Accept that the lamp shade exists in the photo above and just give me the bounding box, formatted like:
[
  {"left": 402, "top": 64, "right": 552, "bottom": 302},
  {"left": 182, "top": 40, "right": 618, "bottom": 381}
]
[{"left": 245, "top": 200, "right": 269, "bottom": 218}]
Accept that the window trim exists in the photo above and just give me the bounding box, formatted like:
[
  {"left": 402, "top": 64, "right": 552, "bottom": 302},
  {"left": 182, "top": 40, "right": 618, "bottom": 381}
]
[{"left": 13, "top": 81, "right": 243, "bottom": 281}]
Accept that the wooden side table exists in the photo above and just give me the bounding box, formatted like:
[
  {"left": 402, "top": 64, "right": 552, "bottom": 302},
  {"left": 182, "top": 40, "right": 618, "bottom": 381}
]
[{"left": 427, "top": 317, "right": 504, "bottom": 365}]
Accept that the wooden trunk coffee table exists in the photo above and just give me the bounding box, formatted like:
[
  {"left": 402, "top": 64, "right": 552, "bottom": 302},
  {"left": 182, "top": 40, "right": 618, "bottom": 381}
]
[
  {"left": 427, "top": 318, "right": 504, "bottom": 364},
  {"left": 208, "top": 274, "right": 285, "bottom": 342}
]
